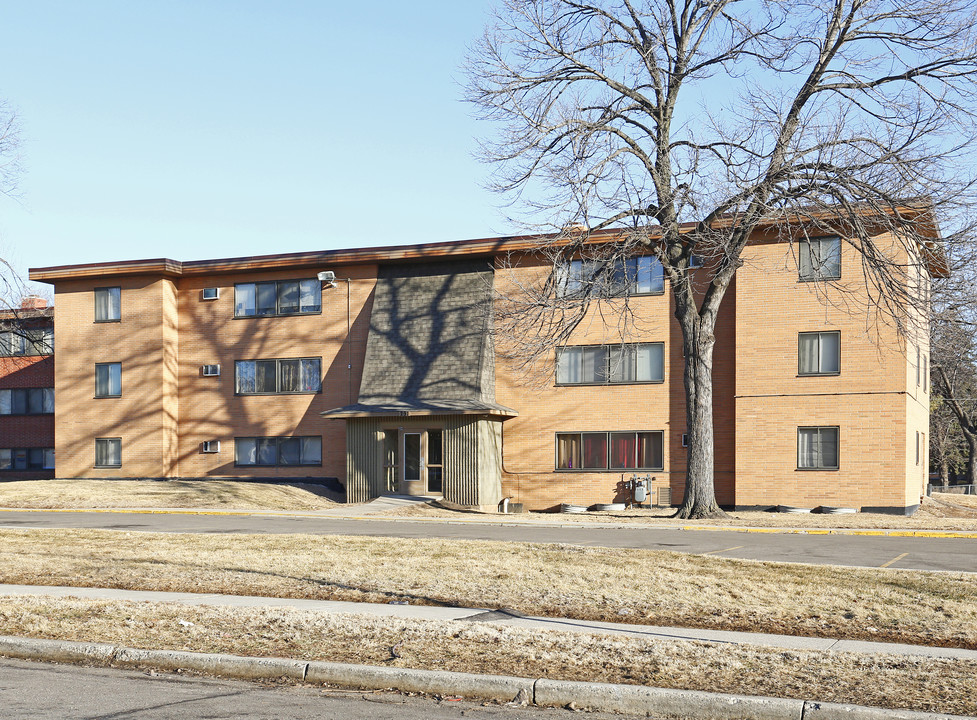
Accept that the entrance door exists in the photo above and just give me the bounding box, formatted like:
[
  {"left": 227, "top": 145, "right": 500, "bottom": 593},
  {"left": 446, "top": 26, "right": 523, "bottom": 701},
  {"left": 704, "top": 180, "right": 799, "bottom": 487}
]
[
  {"left": 404, "top": 432, "right": 422, "bottom": 485},
  {"left": 398, "top": 429, "right": 443, "bottom": 495}
]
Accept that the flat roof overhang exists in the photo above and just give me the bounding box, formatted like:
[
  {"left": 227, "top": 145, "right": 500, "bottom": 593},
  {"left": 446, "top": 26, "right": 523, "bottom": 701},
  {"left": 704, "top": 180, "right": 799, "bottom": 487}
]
[{"left": 29, "top": 203, "right": 948, "bottom": 282}]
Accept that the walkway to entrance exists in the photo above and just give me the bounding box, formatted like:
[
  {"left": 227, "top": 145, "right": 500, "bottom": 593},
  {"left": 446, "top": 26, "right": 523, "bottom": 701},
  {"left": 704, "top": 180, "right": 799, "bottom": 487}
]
[{"left": 316, "top": 494, "right": 433, "bottom": 516}]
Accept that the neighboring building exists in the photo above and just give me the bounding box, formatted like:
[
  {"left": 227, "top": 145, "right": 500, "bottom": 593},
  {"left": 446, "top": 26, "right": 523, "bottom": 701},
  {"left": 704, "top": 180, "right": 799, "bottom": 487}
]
[
  {"left": 0, "top": 296, "right": 55, "bottom": 478},
  {"left": 29, "top": 217, "right": 936, "bottom": 513}
]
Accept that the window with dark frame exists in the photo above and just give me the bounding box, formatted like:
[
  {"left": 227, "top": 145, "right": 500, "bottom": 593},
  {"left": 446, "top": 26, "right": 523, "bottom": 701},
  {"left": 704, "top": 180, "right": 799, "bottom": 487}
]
[
  {"left": 797, "top": 427, "right": 839, "bottom": 470},
  {"left": 95, "top": 362, "right": 122, "bottom": 397},
  {"left": 234, "top": 436, "right": 322, "bottom": 466},
  {"left": 556, "top": 256, "right": 665, "bottom": 297},
  {"left": 556, "top": 343, "right": 664, "bottom": 385},
  {"left": 0, "top": 327, "right": 53, "bottom": 356},
  {"left": 0, "top": 448, "right": 54, "bottom": 470},
  {"left": 95, "top": 438, "right": 121, "bottom": 468},
  {"left": 556, "top": 431, "right": 663, "bottom": 471},
  {"left": 234, "top": 358, "right": 321, "bottom": 394},
  {"left": 798, "top": 237, "right": 841, "bottom": 281},
  {"left": 233, "top": 280, "right": 321, "bottom": 317},
  {"left": 0, "top": 388, "right": 54, "bottom": 415},
  {"left": 798, "top": 331, "right": 840, "bottom": 375},
  {"left": 94, "top": 287, "right": 121, "bottom": 322}
]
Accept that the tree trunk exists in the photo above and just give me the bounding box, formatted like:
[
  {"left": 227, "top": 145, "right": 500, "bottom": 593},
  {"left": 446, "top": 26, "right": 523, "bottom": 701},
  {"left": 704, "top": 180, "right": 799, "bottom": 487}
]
[
  {"left": 939, "top": 455, "right": 949, "bottom": 490},
  {"left": 966, "top": 434, "right": 977, "bottom": 487},
  {"left": 673, "top": 293, "right": 728, "bottom": 520}
]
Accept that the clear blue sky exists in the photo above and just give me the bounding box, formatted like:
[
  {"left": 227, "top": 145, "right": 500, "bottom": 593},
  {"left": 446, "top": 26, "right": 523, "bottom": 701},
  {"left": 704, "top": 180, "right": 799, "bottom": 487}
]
[{"left": 0, "top": 1, "right": 507, "bottom": 294}]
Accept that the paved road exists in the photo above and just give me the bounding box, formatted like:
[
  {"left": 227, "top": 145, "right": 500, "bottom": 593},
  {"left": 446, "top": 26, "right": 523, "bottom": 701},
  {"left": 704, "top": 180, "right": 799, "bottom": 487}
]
[
  {"left": 0, "top": 658, "right": 628, "bottom": 720},
  {"left": 0, "top": 510, "right": 974, "bottom": 572}
]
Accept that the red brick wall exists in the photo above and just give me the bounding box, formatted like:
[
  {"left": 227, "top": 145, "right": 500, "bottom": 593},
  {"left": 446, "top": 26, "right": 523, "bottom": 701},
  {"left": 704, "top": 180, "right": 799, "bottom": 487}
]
[{"left": 0, "top": 354, "right": 55, "bottom": 479}]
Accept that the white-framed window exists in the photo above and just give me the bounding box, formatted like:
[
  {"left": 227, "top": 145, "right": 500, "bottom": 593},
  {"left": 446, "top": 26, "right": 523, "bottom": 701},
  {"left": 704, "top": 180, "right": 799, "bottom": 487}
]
[
  {"left": 234, "top": 358, "right": 321, "bottom": 394},
  {"left": 234, "top": 436, "right": 322, "bottom": 466},
  {"left": 202, "top": 364, "right": 221, "bottom": 377},
  {"left": 95, "top": 362, "right": 122, "bottom": 398},
  {"left": 0, "top": 448, "right": 54, "bottom": 470},
  {"left": 95, "top": 438, "right": 121, "bottom": 468},
  {"left": 798, "top": 331, "right": 840, "bottom": 375},
  {"left": 798, "top": 237, "right": 841, "bottom": 281},
  {"left": 556, "top": 256, "right": 664, "bottom": 297},
  {"left": 681, "top": 433, "right": 688, "bottom": 448},
  {"left": 234, "top": 279, "right": 321, "bottom": 317},
  {"left": 0, "top": 388, "right": 54, "bottom": 415},
  {"left": 201, "top": 287, "right": 220, "bottom": 300},
  {"left": 94, "top": 287, "right": 121, "bottom": 322},
  {"left": 557, "top": 343, "right": 664, "bottom": 385},
  {"left": 202, "top": 440, "right": 220, "bottom": 453},
  {"left": 797, "top": 427, "right": 839, "bottom": 470},
  {"left": 556, "top": 431, "right": 663, "bottom": 471}
]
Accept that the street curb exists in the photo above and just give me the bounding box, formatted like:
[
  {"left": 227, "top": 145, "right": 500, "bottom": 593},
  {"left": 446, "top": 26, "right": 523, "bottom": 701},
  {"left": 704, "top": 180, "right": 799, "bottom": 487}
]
[
  {"left": 2, "top": 505, "right": 975, "bottom": 538},
  {"left": 304, "top": 661, "right": 533, "bottom": 702},
  {"left": 534, "top": 678, "right": 805, "bottom": 719},
  {"left": 0, "top": 635, "right": 973, "bottom": 720}
]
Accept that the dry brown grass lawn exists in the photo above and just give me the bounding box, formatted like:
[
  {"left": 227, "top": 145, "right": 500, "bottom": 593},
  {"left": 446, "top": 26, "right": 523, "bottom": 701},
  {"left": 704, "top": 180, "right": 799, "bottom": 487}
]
[
  {"left": 0, "top": 528, "right": 973, "bottom": 650},
  {"left": 933, "top": 492, "right": 977, "bottom": 511},
  {"left": 0, "top": 479, "right": 337, "bottom": 510},
  {"left": 385, "top": 496, "right": 977, "bottom": 530},
  {"left": 0, "top": 595, "right": 972, "bottom": 716}
]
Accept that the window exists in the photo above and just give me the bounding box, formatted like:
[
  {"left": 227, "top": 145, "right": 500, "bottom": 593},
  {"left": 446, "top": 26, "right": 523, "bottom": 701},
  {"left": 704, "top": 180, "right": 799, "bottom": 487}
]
[
  {"left": 94, "top": 287, "right": 121, "bottom": 322},
  {"left": 95, "top": 438, "right": 121, "bottom": 468},
  {"left": 95, "top": 363, "right": 122, "bottom": 397},
  {"left": 0, "top": 448, "right": 54, "bottom": 470},
  {"left": 202, "top": 440, "right": 220, "bottom": 453},
  {"left": 798, "top": 237, "right": 841, "bottom": 280},
  {"left": 202, "top": 364, "right": 221, "bottom": 377},
  {"left": 681, "top": 433, "right": 688, "bottom": 448},
  {"left": 234, "top": 279, "right": 321, "bottom": 317},
  {"left": 235, "top": 358, "right": 321, "bottom": 394},
  {"left": 557, "top": 256, "right": 664, "bottom": 297},
  {"left": 556, "top": 431, "right": 663, "bottom": 471},
  {"left": 0, "top": 388, "right": 54, "bottom": 415},
  {"left": 234, "top": 436, "right": 322, "bottom": 466},
  {"left": 916, "top": 346, "right": 921, "bottom": 386},
  {"left": 557, "top": 343, "right": 664, "bottom": 385},
  {"left": 797, "top": 427, "right": 839, "bottom": 470},
  {"left": 798, "top": 332, "right": 840, "bottom": 375},
  {"left": 0, "top": 327, "right": 53, "bottom": 356},
  {"left": 201, "top": 287, "right": 220, "bottom": 300}
]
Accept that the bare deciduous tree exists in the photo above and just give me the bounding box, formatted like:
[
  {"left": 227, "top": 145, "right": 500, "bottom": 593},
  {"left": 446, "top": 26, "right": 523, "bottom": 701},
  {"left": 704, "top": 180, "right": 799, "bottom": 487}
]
[
  {"left": 930, "top": 248, "right": 977, "bottom": 487},
  {"left": 0, "top": 99, "right": 46, "bottom": 353},
  {"left": 467, "top": 0, "right": 977, "bottom": 518}
]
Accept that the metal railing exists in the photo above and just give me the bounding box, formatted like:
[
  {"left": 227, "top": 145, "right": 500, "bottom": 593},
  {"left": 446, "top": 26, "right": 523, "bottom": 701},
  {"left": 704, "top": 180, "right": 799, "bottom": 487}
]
[{"left": 928, "top": 484, "right": 976, "bottom": 496}]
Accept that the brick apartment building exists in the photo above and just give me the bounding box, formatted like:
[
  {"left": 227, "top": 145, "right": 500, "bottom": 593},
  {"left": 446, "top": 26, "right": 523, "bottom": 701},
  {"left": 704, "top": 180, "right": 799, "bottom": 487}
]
[
  {"left": 29, "top": 219, "right": 935, "bottom": 514},
  {"left": 0, "top": 296, "right": 55, "bottom": 478}
]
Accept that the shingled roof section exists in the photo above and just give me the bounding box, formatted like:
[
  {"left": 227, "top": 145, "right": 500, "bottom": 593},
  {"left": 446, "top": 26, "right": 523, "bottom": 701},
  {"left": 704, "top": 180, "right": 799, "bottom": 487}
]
[{"left": 324, "top": 260, "right": 516, "bottom": 418}]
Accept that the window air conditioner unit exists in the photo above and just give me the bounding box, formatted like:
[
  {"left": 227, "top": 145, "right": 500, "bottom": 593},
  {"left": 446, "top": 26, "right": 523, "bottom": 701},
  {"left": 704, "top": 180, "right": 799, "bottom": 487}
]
[
  {"left": 202, "top": 440, "right": 220, "bottom": 453},
  {"left": 201, "top": 287, "right": 220, "bottom": 300},
  {"left": 202, "top": 364, "right": 221, "bottom": 377}
]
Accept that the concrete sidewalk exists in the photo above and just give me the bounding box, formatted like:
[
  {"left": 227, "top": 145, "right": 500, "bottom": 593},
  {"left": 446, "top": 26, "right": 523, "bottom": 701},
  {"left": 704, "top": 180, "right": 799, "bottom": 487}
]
[
  {"left": 4, "top": 497, "right": 976, "bottom": 538},
  {"left": 2, "top": 583, "right": 973, "bottom": 661}
]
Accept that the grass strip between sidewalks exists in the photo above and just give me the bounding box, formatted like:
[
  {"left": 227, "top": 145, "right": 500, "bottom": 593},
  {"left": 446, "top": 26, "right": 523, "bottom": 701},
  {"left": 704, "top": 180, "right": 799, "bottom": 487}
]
[
  {"left": 0, "top": 528, "right": 973, "bottom": 650},
  {"left": 0, "top": 595, "right": 973, "bottom": 716}
]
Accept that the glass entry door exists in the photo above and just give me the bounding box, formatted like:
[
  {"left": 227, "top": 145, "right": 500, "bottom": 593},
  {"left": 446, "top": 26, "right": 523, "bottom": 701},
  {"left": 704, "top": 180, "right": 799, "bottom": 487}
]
[
  {"left": 404, "top": 433, "right": 422, "bottom": 483},
  {"left": 396, "top": 429, "right": 443, "bottom": 495}
]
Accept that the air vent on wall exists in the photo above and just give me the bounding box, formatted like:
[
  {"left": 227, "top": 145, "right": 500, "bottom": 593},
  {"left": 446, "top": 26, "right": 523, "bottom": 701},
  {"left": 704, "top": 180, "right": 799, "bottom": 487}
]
[
  {"left": 201, "top": 287, "right": 220, "bottom": 300},
  {"left": 202, "top": 364, "right": 221, "bottom": 377}
]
